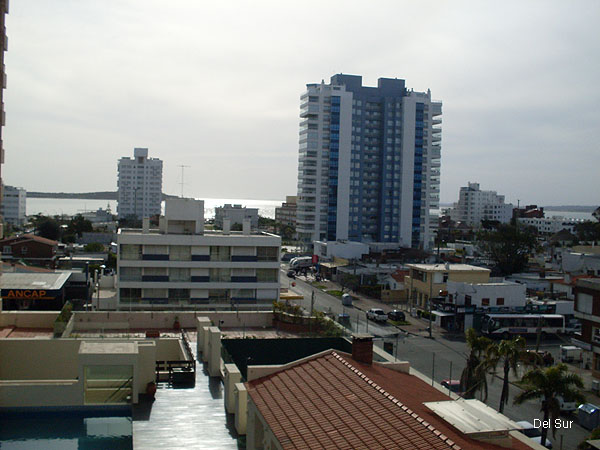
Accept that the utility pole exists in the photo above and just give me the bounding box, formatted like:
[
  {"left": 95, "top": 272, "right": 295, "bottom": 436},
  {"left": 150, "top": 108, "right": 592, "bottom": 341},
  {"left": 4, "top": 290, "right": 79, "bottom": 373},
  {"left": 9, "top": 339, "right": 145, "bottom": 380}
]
[
  {"left": 179, "top": 165, "right": 191, "bottom": 198},
  {"left": 428, "top": 270, "right": 433, "bottom": 339}
]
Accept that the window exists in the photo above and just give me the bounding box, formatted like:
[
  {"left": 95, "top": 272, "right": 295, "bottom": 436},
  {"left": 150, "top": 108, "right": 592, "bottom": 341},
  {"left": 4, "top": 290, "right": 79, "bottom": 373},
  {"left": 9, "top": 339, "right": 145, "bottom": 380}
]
[
  {"left": 465, "top": 295, "right": 472, "bottom": 306},
  {"left": 496, "top": 298, "right": 505, "bottom": 306},
  {"left": 210, "top": 246, "right": 230, "bottom": 262},
  {"left": 577, "top": 293, "right": 593, "bottom": 315},
  {"left": 593, "top": 328, "right": 600, "bottom": 345},
  {"left": 170, "top": 268, "right": 190, "bottom": 282},
  {"left": 257, "top": 247, "right": 278, "bottom": 262},
  {"left": 121, "top": 244, "right": 142, "bottom": 260},
  {"left": 3, "top": 246, "right": 11, "bottom": 254},
  {"left": 170, "top": 246, "right": 191, "bottom": 261},
  {"left": 210, "top": 268, "right": 231, "bottom": 282},
  {"left": 481, "top": 298, "right": 490, "bottom": 306},
  {"left": 256, "top": 269, "right": 278, "bottom": 282},
  {"left": 120, "top": 267, "right": 142, "bottom": 282}
]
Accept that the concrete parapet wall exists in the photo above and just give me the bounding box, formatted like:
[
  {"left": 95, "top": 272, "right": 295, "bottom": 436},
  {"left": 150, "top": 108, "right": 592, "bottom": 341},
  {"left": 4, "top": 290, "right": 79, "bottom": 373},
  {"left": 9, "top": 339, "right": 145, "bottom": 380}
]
[
  {"left": 0, "top": 311, "right": 58, "bottom": 328},
  {"left": 71, "top": 311, "right": 273, "bottom": 331},
  {"left": 0, "top": 379, "right": 81, "bottom": 408}
]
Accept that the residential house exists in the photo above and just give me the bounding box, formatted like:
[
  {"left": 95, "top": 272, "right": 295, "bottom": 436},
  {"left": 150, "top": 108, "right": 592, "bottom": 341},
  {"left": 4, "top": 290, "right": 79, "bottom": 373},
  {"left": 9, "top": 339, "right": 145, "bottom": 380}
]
[
  {"left": 405, "top": 264, "right": 490, "bottom": 310},
  {"left": 0, "top": 234, "right": 58, "bottom": 268}
]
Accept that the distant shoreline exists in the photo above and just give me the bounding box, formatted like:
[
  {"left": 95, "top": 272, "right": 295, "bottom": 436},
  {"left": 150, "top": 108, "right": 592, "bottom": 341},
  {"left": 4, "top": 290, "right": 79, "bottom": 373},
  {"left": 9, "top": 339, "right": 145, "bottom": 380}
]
[{"left": 28, "top": 191, "right": 179, "bottom": 200}]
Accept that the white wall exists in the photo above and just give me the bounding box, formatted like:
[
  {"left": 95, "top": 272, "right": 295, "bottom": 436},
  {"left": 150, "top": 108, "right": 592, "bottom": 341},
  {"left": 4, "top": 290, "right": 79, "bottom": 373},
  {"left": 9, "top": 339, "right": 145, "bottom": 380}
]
[{"left": 447, "top": 281, "right": 526, "bottom": 308}]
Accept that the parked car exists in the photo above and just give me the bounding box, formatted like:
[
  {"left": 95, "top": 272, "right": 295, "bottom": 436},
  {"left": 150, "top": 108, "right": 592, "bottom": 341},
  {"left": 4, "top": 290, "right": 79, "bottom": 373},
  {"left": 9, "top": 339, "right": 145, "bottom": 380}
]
[
  {"left": 561, "top": 345, "right": 583, "bottom": 364},
  {"left": 286, "top": 270, "right": 296, "bottom": 278},
  {"left": 388, "top": 310, "right": 405, "bottom": 322},
  {"left": 557, "top": 395, "right": 581, "bottom": 413},
  {"left": 366, "top": 308, "right": 388, "bottom": 323},
  {"left": 441, "top": 379, "right": 463, "bottom": 396},
  {"left": 516, "top": 421, "right": 553, "bottom": 449}
]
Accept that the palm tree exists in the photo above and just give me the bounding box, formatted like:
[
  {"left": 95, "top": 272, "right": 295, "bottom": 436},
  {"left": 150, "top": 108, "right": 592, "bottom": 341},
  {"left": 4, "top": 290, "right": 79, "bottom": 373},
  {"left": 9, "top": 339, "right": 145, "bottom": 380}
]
[
  {"left": 514, "top": 364, "right": 585, "bottom": 447},
  {"left": 460, "top": 328, "right": 493, "bottom": 401},
  {"left": 488, "top": 336, "right": 527, "bottom": 413}
]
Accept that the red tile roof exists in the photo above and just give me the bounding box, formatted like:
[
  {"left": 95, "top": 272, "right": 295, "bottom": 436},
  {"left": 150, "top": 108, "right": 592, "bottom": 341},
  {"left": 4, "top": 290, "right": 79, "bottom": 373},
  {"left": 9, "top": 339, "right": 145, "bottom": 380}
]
[
  {"left": 247, "top": 351, "right": 532, "bottom": 450},
  {"left": 0, "top": 233, "right": 58, "bottom": 246}
]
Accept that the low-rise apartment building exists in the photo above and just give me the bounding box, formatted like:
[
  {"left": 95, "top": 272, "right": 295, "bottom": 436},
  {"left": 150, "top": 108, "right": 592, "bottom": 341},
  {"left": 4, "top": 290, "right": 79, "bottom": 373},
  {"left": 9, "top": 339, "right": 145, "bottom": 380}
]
[
  {"left": 573, "top": 278, "right": 600, "bottom": 378},
  {"left": 117, "top": 198, "right": 280, "bottom": 310},
  {"left": 405, "top": 263, "right": 490, "bottom": 309}
]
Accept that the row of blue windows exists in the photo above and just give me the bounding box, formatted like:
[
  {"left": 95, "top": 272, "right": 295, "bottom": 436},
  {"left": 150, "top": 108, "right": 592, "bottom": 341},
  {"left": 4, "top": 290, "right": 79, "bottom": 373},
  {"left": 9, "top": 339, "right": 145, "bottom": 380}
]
[
  {"left": 330, "top": 124, "right": 340, "bottom": 131},
  {"left": 331, "top": 106, "right": 340, "bottom": 113},
  {"left": 416, "top": 103, "right": 424, "bottom": 110},
  {"left": 331, "top": 96, "right": 340, "bottom": 105}
]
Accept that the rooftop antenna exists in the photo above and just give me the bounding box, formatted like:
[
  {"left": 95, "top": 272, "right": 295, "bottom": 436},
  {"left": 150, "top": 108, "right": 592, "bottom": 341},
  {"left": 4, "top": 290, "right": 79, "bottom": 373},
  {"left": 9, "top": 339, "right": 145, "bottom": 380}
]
[{"left": 179, "top": 165, "right": 190, "bottom": 198}]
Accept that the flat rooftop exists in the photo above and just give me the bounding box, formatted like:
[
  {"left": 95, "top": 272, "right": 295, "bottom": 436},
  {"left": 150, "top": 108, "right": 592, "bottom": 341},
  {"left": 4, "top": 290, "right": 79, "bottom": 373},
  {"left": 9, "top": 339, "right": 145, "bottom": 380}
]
[
  {"left": 0, "top": 272, "right": 72, "bottom": 290},
  {"left": 119, "top": 228, "right": 278, "bottom": 238},
  {"left": 407, "top": 264, "right": 491, "bottom": 272}
]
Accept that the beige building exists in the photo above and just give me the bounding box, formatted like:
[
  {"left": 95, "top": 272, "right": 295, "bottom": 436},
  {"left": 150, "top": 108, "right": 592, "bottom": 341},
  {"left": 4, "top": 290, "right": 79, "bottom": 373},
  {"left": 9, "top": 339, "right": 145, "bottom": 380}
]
[
  {"left": 405, "top": 263, "right": 490, "bottom": 309},
  {"left": 274, "top": 195, "right": 297, "bottom": 227}
]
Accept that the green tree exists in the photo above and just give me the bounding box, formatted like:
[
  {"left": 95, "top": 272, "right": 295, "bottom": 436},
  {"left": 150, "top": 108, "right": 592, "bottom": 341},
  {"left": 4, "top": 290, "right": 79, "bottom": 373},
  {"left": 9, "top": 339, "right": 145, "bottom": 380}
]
[
  {"left": 574, "top": 221, "right": 600, "bottom": 243},
  {"left": 514, "top": 364, "right": 585, "bottom": 448},
  {"left": 68, "top": 214, "right": 93, "bottom": 237},
  {"left": 477, "top": 223, "right": 539, "bottom": 275},
  {"left": 460, "top": 328, "right": 493, "bottom": 401},
  {"left": 84, "top": 242, "right": 105, "bottom": 252},
  {"left": 35, "top": 216, "right": 61, "bottom": 240},
  {"left": 488, "top": 336, "right": 528, "bottom": 413}
]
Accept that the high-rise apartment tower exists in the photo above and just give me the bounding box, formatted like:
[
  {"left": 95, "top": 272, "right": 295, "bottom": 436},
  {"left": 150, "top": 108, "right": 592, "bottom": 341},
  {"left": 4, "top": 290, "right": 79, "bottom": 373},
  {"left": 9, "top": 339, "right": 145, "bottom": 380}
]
[
  {"left": 117, "top": 148, "right": 163, "bottom": 220},
  {"left": 0, "top": 1, "right": 9, "bottom": 238},
  {"left": 296, "top": 74, "right": 441, "bottom": 249}
]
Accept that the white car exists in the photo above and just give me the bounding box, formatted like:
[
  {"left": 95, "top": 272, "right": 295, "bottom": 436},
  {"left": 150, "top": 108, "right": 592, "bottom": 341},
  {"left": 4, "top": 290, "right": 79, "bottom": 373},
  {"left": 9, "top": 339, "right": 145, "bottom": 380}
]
[
  {"left": 516, "top": 421, "right": 553, "bottom": 449},
  {"left": 366, "top": 308, "right": 388, "bottom": 323}
]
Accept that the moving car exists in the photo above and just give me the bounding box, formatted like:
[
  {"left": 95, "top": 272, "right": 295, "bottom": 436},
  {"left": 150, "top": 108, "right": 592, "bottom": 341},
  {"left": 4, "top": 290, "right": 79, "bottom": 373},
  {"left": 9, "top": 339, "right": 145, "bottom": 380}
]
[
  {"left": 516, "top": 421, "right": 553, "bottom": 449},
  {"left": 366, "top": 308, "right": 388, "bottom": 323}
]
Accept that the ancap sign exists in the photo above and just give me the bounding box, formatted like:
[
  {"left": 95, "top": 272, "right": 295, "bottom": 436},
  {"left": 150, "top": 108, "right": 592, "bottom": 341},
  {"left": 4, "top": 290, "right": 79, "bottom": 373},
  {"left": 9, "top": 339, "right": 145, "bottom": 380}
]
[{"left": 2, "top": 290, "right": 56, "bottom": 300}]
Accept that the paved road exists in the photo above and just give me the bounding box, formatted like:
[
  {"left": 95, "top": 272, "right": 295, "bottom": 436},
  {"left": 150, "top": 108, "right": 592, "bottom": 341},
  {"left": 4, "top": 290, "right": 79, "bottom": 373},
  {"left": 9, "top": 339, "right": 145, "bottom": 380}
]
[
  {"left": 281, "top": 269, "right": 399, "bottom": 338},
  {"left": 280, "top": 268, "right": 589, "bottom": 449}
]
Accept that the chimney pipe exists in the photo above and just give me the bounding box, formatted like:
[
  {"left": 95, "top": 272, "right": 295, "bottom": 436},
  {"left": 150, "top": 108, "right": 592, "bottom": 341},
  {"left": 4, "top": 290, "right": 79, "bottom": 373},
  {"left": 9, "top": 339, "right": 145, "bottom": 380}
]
[
  {"left": 352, "top": 334, "right": 373, "bottom": 365},
  {"left": 243, "top": 218, "right": 251, "bottom": 235},
  {"left": 223, "top": 218, "right": 231, "bottom": 234}
]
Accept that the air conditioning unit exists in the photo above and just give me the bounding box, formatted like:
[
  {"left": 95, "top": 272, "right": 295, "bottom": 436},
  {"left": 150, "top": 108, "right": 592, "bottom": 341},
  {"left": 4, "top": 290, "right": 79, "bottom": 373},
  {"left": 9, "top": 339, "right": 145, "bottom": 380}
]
[{"left": 592, "top": 380, "right": 599, "bottom": 394}]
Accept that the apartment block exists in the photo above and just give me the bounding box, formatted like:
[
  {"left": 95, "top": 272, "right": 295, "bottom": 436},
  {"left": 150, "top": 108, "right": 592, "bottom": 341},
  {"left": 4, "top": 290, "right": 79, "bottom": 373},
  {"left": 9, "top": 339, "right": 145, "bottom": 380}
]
[
  {"left": 1, "top": 185, "right": 26, "bottom": 225},
  {"left": 296, "top": 74, "right": 441, "bottom": 250},
  {"left": 117, "top": 148, "right": 163, "bottom": 220},
  {"left": 517, "top": 216, "right": 580, "bottom": 235},
  {"left": 214, "top": 204, "right": 259, "bottom": 229},
  {"left": 274, "top": 195, "right": 297, "bottom": 227},
  {"left": 449, "top": 182, "right": 513, "bottom": 227},
  {"left": 117, "top": 198, "right": 280, "bottom": 309},
  {"left": 0, "top": 1, "right": 9, "bottom": 238}
]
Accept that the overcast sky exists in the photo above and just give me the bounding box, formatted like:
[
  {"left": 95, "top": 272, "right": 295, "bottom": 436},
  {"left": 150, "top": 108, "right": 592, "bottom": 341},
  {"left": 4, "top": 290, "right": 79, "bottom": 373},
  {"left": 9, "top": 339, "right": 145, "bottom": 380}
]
[{"left": 3, "top": 0, "right": 599, "bottom": 206}]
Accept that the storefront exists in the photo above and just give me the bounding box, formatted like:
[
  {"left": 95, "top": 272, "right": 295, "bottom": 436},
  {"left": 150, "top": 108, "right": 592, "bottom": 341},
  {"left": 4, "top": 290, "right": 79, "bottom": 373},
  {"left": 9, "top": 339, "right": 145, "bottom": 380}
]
[{"left": 1, "top": 273, "right": 71, "bottom": 310}]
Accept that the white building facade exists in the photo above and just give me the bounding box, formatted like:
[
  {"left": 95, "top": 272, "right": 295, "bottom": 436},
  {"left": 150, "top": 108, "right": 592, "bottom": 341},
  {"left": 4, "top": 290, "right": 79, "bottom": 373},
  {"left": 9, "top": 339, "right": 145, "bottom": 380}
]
[
  {"left": 446, "top": 280, "right": 527, "bottom": 309},
  {"left": 1, "top": 185, "right": 26, "bottom": 226},
  {"left": 517, "top": 216, "right": 580, "bottom": 235},
  {"left": 214, "top": 204, "right": 259, "bottom": 229},
  {"left": 117, "top": 198, "right": 280, "bottom": 309},
  {"left": 449, "top": 182, "right": 513, "bottom": 227},
  {"left": 296, "top": 74, "right": 441, "bottom": 250},
  {"left": 117, "top": 148, "right": 163, "bottom": 220}
]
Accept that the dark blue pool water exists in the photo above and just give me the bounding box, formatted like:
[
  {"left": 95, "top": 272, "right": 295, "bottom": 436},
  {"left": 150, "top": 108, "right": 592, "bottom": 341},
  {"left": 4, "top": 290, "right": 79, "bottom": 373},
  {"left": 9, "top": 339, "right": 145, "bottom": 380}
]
[{"left": 0, "top": 410, "right": 133, "bottom": 449}]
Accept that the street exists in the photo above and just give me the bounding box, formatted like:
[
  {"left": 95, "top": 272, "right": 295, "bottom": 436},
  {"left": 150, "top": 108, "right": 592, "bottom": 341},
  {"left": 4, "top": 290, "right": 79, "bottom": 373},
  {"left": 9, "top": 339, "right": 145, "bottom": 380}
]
[{"left": 281, "top": 267, "right": 590, "bottom": 450}]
